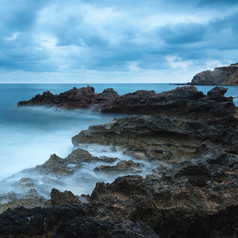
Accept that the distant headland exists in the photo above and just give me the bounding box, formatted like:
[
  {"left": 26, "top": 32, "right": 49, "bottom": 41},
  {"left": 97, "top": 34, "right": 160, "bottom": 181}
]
[
  {"left": 190, "top": 63, "right": 238, "bottom": 86},
  {"left": 172, "top": 63, "right": 238, "bottom": 86}
]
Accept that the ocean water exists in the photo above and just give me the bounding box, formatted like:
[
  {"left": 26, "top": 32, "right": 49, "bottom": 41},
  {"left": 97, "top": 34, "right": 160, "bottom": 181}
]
[{"left": 0, "top": 83, "right": 237, "bottom": 196}]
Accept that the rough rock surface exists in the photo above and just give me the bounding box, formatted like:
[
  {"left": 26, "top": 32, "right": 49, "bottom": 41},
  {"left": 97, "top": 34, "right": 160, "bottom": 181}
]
[
  {"left": 0, "top": 204, "right": 159, "bottom": 238},
  {"left": 18, "top": 86, "right": 119, "bottom": 109},
  {"left": 18, "top": 86, "right": 237, "bottom": 125},
  {"left": 0, "top": 189, "right": 50, "bottom": 214},
  {"left": 72, "top": 113, "right": 238, "bottom": 164},
  {"left": 71, "top": 86, "right": 238, "bottom": 164},
  {"left": 7, "top": 85, "right": 238, "bottom": 237},
  {"left": 88, "top": 151, "right": 238, "bottom": 238},
  {"left": 191, "top": 63, "right": 238, "bottom": 85},
  {"left": 94, "top": 160, "right": 144, "bottom": 173},
  {"left": 34, "top": 148, "right": 116, "bottom": 177},
  {"left": 0, "top": 151, "right": 237, "bottom": 238}
]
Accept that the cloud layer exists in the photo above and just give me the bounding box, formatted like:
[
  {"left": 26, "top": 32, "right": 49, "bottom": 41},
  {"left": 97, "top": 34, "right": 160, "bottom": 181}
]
[{"left": 0, "top": 0, "right": 238, "bottom": 82}]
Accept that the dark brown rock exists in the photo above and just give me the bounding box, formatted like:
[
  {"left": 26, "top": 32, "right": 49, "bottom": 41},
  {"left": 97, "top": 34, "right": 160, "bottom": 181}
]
[
  {"left": 34, "top": 148, "right": 111, "bottom": 177},
  {"left": 94, "top": 160, "right": 143, "bottom": 174},
  {"left": 50, "top": 188, "right": 82, "bottom": 207},
  {"left": 0, "top": 205, "right": 159, "bottom": 238},
  {"left": 72, "top": 113, "right": 238, "bottom": 163},
  {"left": 18, "top": 86, "right": 238, "bottom": 129},
  {"left": 89, "top": 151, "right": 238, "bottom": 238}
]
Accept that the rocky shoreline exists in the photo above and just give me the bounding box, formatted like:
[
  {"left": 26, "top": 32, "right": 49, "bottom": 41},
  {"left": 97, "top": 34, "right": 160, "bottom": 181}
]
[{"left": 0, "top": 86, "right": 237, "bottom": 237}]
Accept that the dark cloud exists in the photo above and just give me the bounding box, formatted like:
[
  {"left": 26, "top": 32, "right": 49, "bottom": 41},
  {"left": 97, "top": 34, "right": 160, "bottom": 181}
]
[
  {"left": 0, "top": 0, "right": 48, "bottom": 32},
  {"left": 158, "top": 23, "right": 206, "bottom": 45},
  {"left": 0, "top": 0, "right": 237, "bottom": 80}
]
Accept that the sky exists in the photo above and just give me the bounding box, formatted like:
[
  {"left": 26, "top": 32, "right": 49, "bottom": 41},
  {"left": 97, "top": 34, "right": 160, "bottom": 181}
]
[{"left": 0, "top": 0, "right": 238, "bottom": 83}]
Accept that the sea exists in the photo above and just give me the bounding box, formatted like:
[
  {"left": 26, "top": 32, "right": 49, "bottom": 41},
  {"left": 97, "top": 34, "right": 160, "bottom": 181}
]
[{"left": 0, "top": 83, "right": 237, "bottom": 197}]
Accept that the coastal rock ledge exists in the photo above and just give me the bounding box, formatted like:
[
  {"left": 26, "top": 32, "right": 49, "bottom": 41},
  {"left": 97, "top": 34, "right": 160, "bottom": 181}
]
[
  {"left": 3, "top": 85, "right": 237, "bottom": 237},
  {"left": 191, "top": 63, "right": 238, "bottom": 85}
]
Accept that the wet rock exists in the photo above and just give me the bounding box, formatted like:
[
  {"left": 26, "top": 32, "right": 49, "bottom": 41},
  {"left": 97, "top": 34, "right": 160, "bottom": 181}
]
[
  {"left": 0, "top": 189, "right": 50, "bottom": 214},
  {"left": 17, "top": 86, "right": 119, "bottom": 110},
  {"left": 134, "top": 152, "right": 146, "bottom": 159},
  {"left": 17, "top": 178, "right": 36, "bottom": 191},
  {"left": 94, "top": 160, "right": 143, "bottom": 174},
  {"left": 51, "top": 188, "right": 82, "bottom": 207},
  {"left": 18, "top": 86, "right": 238, "bottom": 127},
  {"left": 99, "top": 156, "right": 118, "bottom": 163},
  {"left": 89, "top": 151, "right": 238, "bottom": 238},
  {"left": 0, "top": 151, "right": 237, "bottom": 237},
  {"left": 34, "top": 148, "right": 106, "bottom": 177},
  {"left": 72, "top": 114, "right": 238, "bottom": 163}
]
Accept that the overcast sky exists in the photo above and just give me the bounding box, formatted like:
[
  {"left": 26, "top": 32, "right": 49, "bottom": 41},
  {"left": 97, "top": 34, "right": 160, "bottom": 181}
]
[{"left": 0, "top": 0, "right": 238, "bottom": 83}]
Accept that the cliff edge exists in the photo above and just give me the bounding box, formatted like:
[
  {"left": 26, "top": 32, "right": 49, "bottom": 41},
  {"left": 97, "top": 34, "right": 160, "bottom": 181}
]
[{"left": 191, "top": 63, "right": 238, "bottom": 85}]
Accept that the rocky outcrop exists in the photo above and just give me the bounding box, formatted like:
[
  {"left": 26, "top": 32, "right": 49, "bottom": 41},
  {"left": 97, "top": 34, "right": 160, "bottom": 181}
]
[
  {"left": 71, "top": 86, "right": 238, "bottom": 164},
  {"left": 1, "top": 151, "right": 237, "bottom": 237},
  {"left": 9, "top": 85, "right": 238, "bottom": 237},
  {"left": 17, "top": 86, "right": 119, "bottom": 109},
  {"left": 88, "top": 151, "right": 238, "bottom": 238},
  {"left": 72, "top": 113, "right": 238, "bottom": 164},
  {"left": 0, "top": 189, "right": 50, "bottom": 214},
  {"left": 34, "top": 148, "right": 117, "bottom": 177},
  {"left": 18, "top": 86, "right": 237, "bottom": 125},
  {"left": 191, "top": 63, "right": 238, "bottom": 85},
  {"left": 94, "top": 160, "right": 144, "bottom": 174}
]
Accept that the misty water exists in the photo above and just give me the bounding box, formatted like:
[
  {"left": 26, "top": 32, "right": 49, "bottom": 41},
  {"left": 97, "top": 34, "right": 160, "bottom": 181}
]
[{"left": 0, "top": 83, "right": 237, "bottom": 197}]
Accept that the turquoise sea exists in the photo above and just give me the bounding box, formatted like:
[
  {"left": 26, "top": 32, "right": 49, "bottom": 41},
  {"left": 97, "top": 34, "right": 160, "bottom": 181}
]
[{"left": 0, "top": 83, "right": 237, "bottom": 196}]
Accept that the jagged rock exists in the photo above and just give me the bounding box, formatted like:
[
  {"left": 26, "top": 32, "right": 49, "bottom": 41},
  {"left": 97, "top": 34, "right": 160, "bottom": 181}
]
[
  {"left": 191, "top": 63, "right": 238, "bottom": 85},
  {"left": 51, "top": 188, "right": 82, "bottom": 207},
  {"left": 0, "top": 205, "right": 159, "bottom": 238},
  {"left": 17, "top": 86, "right": 119, "bottom": 109},
  {"left": 0, "top": 189, "right": 50, "bottom": 214},
  {"left": 18, "top": 86, "right": 238, "bottom": 127},
  {"left": 17, "top": 178, "right": 35, "bottom": 190},
  {"left": 34, "top": 148, "right": 111, "bottom": 177},
  {"left": 12, "top": 85, "right": 238, "bottom": 237},
  {"left": 72, "top": 113, "right": 238, "bottom": 163},
  {"left": 94, "top": 160, "right": 143, "bottom": 174},
  {"left": 0, "top": 151, "right": 237, "bottom": 237},
  {"left": 89, "top": 151, "right": 238, "bottom": 238}
]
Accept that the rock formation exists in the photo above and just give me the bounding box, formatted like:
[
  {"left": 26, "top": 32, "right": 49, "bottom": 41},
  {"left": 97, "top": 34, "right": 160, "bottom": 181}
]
[
  {"left": 0, "top": 150, "right": 237, "bottom": 237},
  {"left": 18, "top": 86, "right": 237, "bottom": 127},
  {"left": 72, "top": 87, "right": 238, "bottom": 164},
  {"left": 191, "top": 63, "right": 238, "bottom": 85},
  {"left": 18, "top": 86, "right": 119, "bottom": 110},
  {"left": 2, "top": 85, "right": 236, "bottom": 237}
]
